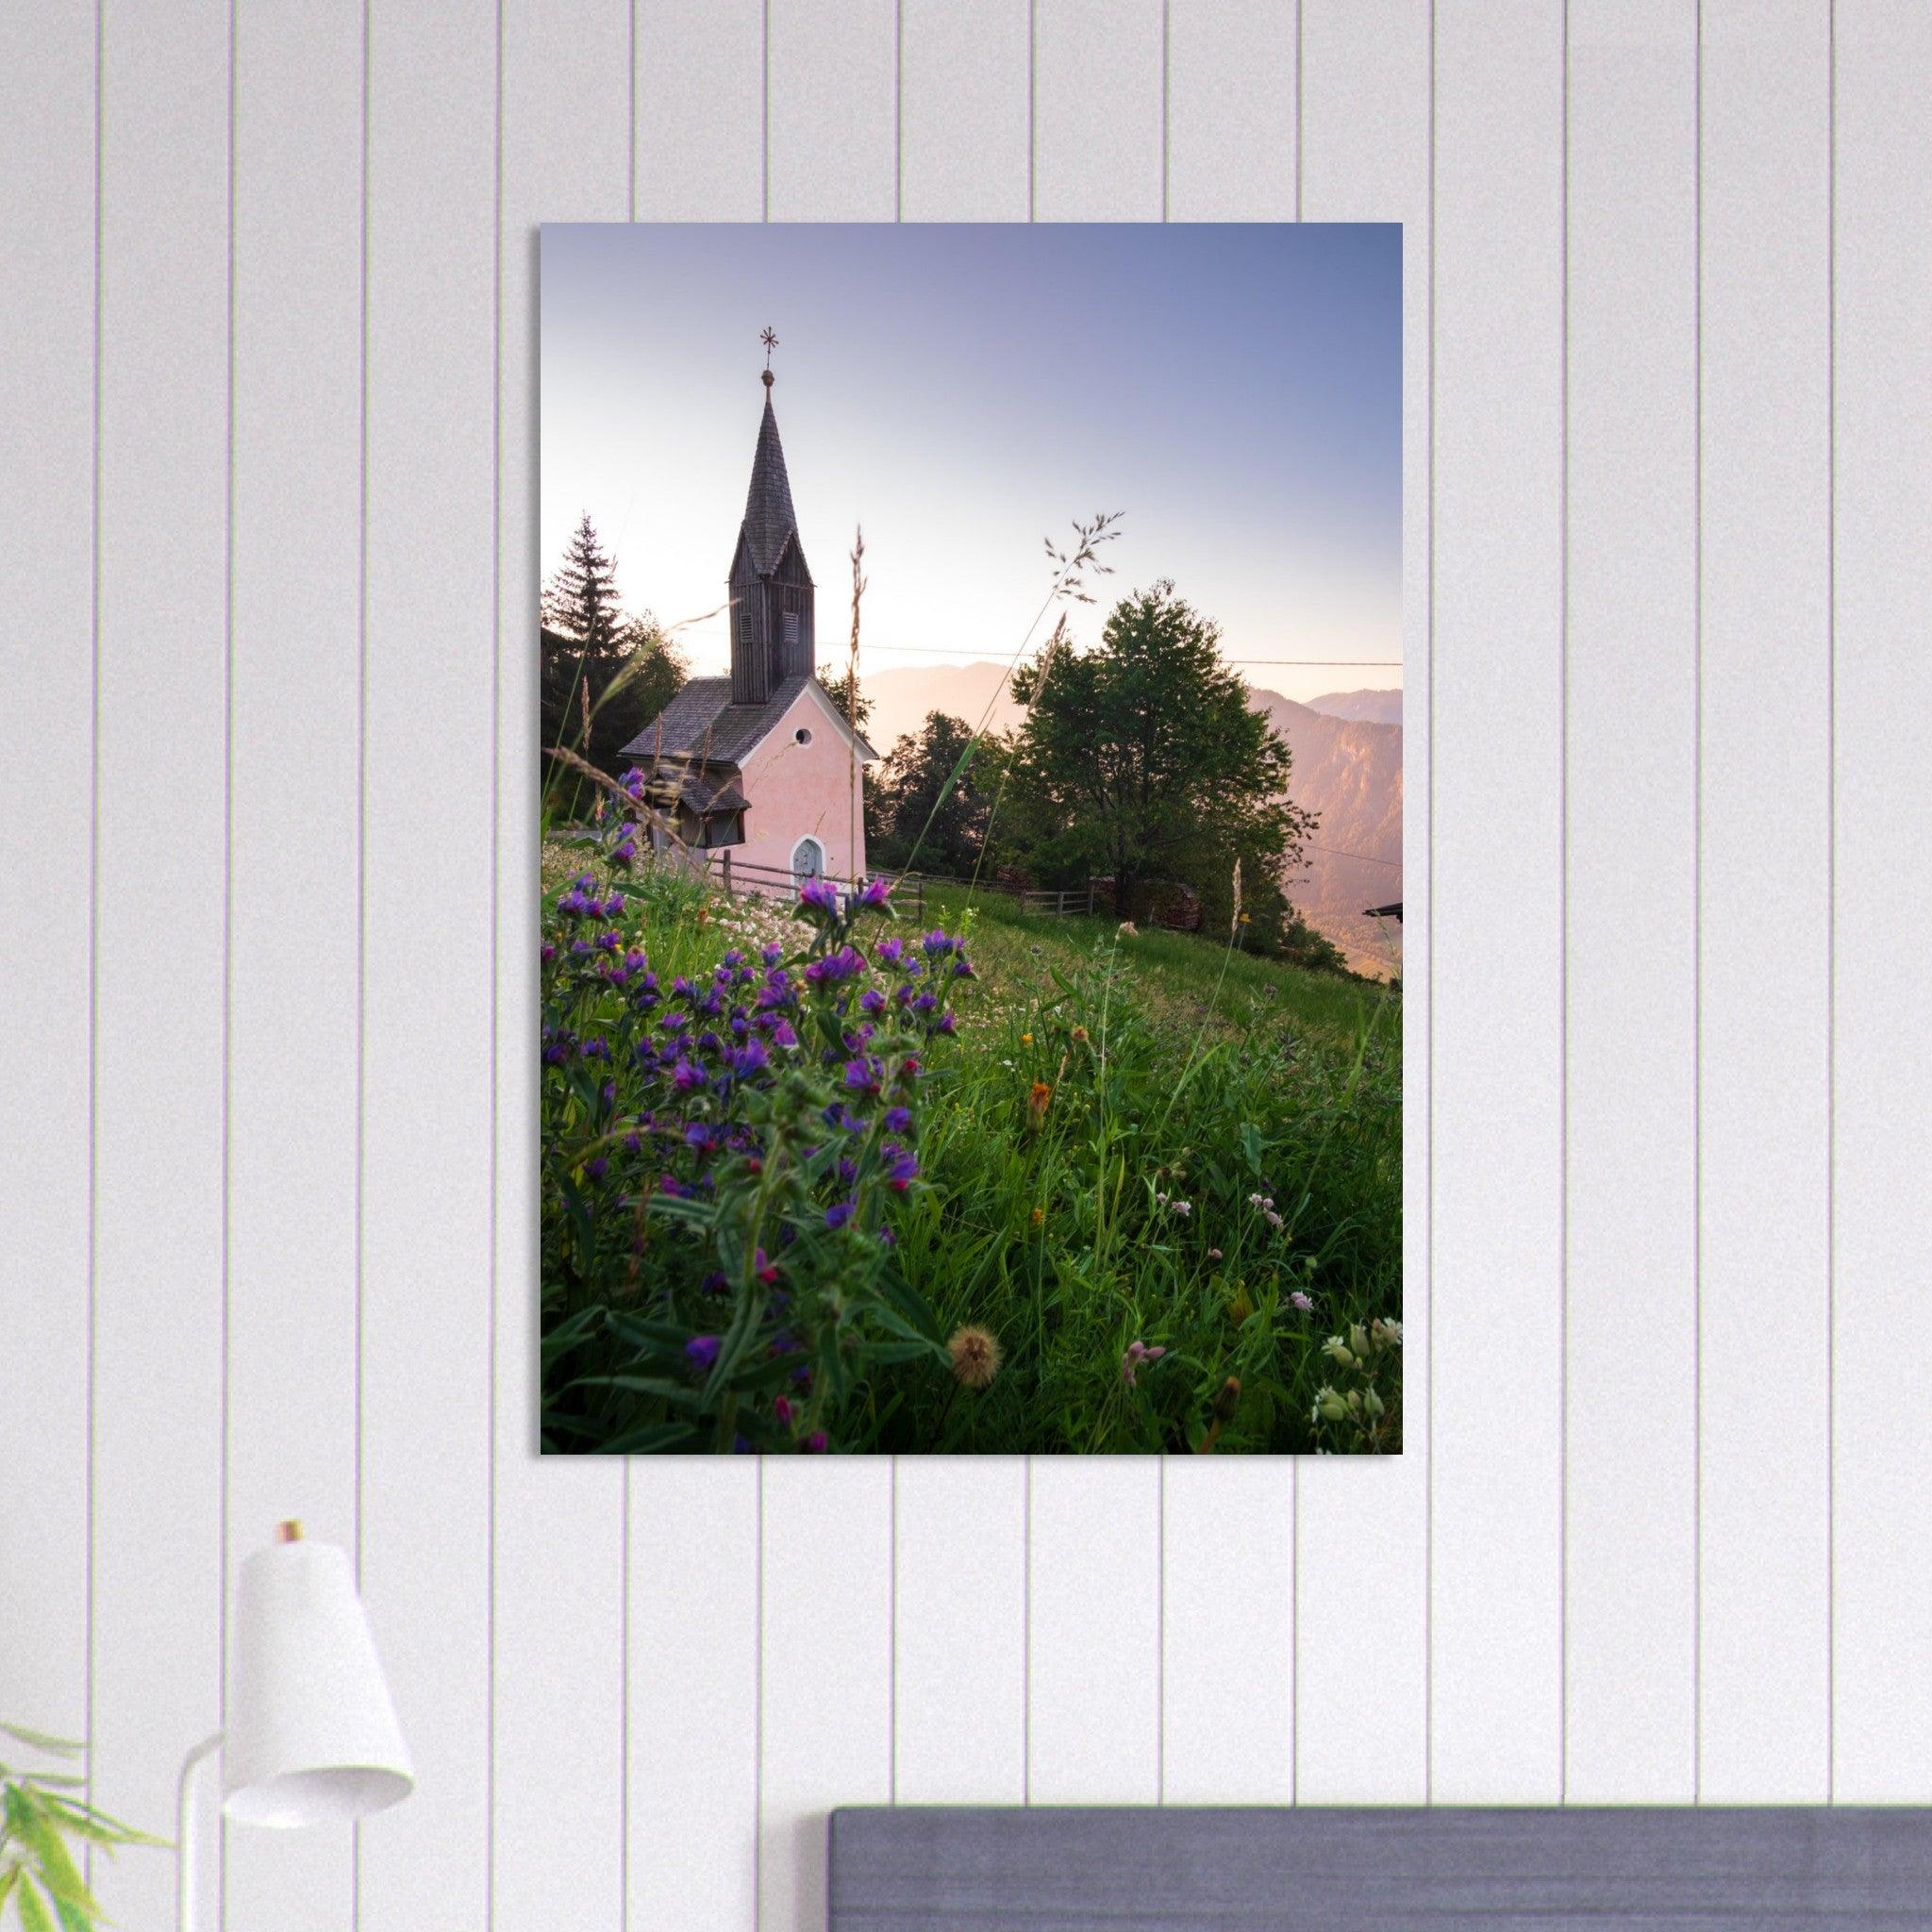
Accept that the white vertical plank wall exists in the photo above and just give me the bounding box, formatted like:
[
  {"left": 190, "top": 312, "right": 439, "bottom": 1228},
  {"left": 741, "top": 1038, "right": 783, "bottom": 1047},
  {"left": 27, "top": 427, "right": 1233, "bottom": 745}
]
[
  {"left": 90, "top": 5, "right": 231, "bottom": 1930},
  {"left": 1562, "top": 0, "right": 1699, "bottom": 1805},
  {"left": 358, "top": 3, "right": 499, "bottom": 1929},
  {"left": 1427, "top": 0, "right": 1566, "bottom": 1803},
  {"left": 1697, "top": 0, "right": 1833, "bottom": 1804},
  {"left": 225, "top": 2, "right": 364, "bottom": 1925},
  {"left": 0, "top": 0, "right": 94, "bottom": 1785},
  {"left": 4, "top": 8, "right": 1927, "bottom": 1932},
  {"left": 1831, "top": 0, "right": 1932, "bottom": 1805}
]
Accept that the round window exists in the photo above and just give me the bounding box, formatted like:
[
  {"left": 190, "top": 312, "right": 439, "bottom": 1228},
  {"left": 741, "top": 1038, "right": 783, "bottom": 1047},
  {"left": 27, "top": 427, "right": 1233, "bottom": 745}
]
[{"left": 794, "top": 726, "right": 813, "bottom": 745}]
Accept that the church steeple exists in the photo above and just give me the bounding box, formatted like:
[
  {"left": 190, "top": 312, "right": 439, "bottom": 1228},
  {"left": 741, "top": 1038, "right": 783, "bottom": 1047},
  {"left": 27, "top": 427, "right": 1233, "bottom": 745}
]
[{"left": 728, "top": 329, "right": 814, "bottom": 706}]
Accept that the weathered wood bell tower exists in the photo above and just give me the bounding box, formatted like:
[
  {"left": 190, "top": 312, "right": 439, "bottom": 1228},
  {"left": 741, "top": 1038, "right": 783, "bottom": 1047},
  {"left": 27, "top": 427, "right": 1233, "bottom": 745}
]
[{"left": 728, "top": 331, "right": 815, "bottom": 707}]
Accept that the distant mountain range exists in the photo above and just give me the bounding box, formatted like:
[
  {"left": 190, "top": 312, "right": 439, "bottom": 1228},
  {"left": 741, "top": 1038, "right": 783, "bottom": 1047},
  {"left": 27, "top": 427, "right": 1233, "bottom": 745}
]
[
  {"left": 860, "top": 662, "right": 1404, "bottom": 976},
  {"left": 1303, "top": 687, "right": 1404, "bottom": 726}
]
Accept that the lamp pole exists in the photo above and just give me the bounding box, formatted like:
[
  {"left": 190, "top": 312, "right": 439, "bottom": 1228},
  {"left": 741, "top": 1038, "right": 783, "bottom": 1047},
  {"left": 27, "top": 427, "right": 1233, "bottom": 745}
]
[{"left": 175, "top": 1731, "right": 224, "bottom": 1932}]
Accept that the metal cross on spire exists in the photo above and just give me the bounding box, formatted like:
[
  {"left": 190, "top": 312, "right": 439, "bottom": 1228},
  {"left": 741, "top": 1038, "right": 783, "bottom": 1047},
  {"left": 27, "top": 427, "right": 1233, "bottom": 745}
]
[{"left": 759, "top": 325, "right": 778, "bottom": 389}]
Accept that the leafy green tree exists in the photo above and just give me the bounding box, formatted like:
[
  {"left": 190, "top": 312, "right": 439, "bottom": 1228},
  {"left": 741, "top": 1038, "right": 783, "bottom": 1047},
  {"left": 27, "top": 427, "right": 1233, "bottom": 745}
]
[
  {"left": 1275, "top": 910, "right": 1353, "bottom": 975},
  {"left": 815, "top": 662, "right": 874, "bottom": 734},
  {"left": 1007, "top": 580, "right": 1317, "bottom": 948},
  {"left": 869, "top": 711, "right": 996, "bottom": 878},
  {"left": 541, "top": 513, "right": 687, "bottom": 814}
]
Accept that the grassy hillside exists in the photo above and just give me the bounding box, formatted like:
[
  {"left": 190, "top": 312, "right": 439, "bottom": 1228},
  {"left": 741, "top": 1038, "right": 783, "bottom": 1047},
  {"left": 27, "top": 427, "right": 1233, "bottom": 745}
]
[{"left": 540, "top": 848, "right": 1403, "bottom": 1456}]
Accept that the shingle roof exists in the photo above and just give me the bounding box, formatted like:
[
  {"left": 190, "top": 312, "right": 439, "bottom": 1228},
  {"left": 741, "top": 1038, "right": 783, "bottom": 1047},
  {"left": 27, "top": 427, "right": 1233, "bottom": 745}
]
[
  {"left": 740, "top": 394, "right": 801, "bottom": 577},
  {"left": 618, "top": 674, "right": 879, "bottom": 767},
  {"left": 617, "top": 677, "right": 736, "bottom": 764}
]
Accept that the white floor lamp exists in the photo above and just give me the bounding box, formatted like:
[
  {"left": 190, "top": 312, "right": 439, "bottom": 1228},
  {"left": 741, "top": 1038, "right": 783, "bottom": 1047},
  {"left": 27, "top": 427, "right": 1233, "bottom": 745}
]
[{"left": 176, "top": 1522, "right": 413, "bottom": 1932}]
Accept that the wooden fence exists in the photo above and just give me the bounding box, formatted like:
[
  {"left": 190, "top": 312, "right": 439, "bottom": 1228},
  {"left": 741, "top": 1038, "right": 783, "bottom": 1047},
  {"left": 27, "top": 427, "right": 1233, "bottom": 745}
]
[{"left": 704, "top": 850, "right": 926, "bottom": 924}]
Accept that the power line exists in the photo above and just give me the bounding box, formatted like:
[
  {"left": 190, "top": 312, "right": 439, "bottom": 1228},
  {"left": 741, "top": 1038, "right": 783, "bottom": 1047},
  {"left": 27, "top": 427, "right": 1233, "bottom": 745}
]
[
  {"left": 670, "top": 626, "right": 1401, "bottom": 670},
  {"left": 1301, "top": 840, "right": 1402, "bottom": 869}
]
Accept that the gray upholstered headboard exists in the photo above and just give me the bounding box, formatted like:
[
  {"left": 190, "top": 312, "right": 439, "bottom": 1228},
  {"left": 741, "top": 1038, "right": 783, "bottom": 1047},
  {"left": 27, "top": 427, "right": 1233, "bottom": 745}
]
[{"left": 827, "top": 1806, "right": 1932, "bottom": 1928}]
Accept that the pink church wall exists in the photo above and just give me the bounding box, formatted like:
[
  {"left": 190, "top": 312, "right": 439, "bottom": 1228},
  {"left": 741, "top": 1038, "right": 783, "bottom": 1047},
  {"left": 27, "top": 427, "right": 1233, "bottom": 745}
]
[{"left": 733, "top": 682, "right": 871, "bottom": 884}]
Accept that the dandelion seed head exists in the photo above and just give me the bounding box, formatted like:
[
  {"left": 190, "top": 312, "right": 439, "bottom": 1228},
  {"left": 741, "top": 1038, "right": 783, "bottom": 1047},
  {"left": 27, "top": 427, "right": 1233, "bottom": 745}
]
[{"left": 948, "top": 1324, "right": 1002, "bottom": 1391}]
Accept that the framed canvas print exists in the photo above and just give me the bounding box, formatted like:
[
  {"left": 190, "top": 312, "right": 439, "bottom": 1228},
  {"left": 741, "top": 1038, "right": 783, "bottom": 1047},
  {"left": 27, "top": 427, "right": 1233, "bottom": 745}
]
[{"left": 538, "top": 223, "right": 1402, "bottom": 1456}]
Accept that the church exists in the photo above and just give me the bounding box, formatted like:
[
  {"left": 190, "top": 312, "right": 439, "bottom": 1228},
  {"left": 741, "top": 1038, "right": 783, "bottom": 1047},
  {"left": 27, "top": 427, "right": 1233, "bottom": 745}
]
[{"left": 620, "top": 346, "right": 877, "bottom": 885}]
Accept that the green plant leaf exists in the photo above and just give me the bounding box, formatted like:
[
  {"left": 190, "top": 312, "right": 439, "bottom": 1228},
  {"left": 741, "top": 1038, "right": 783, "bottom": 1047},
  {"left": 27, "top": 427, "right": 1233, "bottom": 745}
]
[
  {"left": 0, "top": 1732, "right": 79, "bottom": 1762},
  {"left": 13, "top": 1809, "right": 99, "bottom": 1919},
  {"left": 37, "top": 1797, "right": 157, "bottom": 1851},
  {"left": 14, "top": 1873, "right": 56, "bottom": 1932}
]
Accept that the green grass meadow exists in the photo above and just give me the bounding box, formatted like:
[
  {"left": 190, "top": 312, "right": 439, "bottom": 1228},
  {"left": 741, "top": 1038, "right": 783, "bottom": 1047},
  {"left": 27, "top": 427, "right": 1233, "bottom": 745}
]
[{"left": 541, "top": 850, "right": 1403, "bottom": 1456}]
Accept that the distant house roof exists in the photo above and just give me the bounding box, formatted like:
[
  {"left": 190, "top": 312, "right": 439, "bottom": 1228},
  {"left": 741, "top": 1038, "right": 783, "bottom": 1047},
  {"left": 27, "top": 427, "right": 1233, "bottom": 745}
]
[{"left": 618, "top": 673, "right": 878, "bottom": 770}]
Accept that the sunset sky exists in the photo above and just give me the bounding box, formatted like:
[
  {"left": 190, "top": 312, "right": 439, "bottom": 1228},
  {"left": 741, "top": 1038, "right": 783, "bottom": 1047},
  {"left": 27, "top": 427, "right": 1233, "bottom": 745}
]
[{"left": 540, "top": 222, "right": 1401, "bottom": 705}]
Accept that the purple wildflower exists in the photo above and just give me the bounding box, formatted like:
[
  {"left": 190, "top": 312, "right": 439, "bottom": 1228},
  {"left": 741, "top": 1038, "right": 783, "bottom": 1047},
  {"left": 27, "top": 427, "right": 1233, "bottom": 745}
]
[
  {"left": 824, "top": 1199, "right": 857, "bottom": 1231},
  {"left": 686, "top": 1335, "right": 721, "bottom": 1372},
  {"left": 798, "top": 876, "right": 840, "bottom": 913},
  {"left": 884, "top": 1106, "right": 913, "bottom": 1134},
  {"left": 804, "top": 945, "right": 864, "bottom": 987}
]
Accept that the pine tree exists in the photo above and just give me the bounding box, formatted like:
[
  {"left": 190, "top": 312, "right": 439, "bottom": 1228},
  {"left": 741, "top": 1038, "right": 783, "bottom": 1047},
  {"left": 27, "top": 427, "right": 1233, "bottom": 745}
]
[
  {"left": 542, "top": 512, "right": 624, "bottom": 653},
  {"left": 540, "top": 512, "right": 687, "bottom": 815}
]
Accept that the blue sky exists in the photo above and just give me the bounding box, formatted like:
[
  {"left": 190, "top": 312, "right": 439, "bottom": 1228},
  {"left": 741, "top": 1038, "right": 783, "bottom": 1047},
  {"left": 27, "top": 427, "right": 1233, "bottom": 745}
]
[{"left": 540, "top": 223, "right": 1401, "bottom": 702}]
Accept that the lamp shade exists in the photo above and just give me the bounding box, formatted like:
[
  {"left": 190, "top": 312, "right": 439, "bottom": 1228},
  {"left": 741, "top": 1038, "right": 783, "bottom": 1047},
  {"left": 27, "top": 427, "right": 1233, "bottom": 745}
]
[{"left": 222, "top": 1535, "right": 413, "bottom": 1827}]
